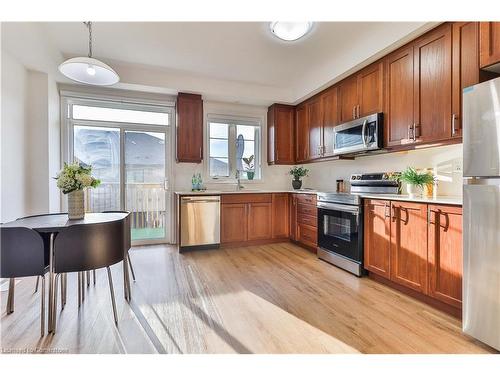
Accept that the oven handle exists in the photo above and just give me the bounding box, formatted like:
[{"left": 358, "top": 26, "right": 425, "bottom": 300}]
[{"left": 317, "top": 201, "right": 360, "bottom": 214}]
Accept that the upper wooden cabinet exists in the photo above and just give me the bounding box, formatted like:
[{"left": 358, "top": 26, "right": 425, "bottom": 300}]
[
  {"left": 295, "top": 104, "right": 309, "bottom": 163},
  {"left": 428, "top": 205, "right": 463, "bottom": 309},
  {"left": 338, "top": 75, "right": 359, "bottom": 123},
  {"left": 385, "top": 45, "right": 415, "bottom": 147},
  {"left": 307, "top": 97, "right": 323, "bottom": 160},
  {"left": 321, "top": 86, "right": 339, "bottom": 157},
  {"left": 414, "top": 23, "right": 453, "bottom": 144},
  {"left": 338, "top": 61, "right": 384, "bottom": 123},
  {"left": 176, "top": 93, "right": 203, "bottom": 163},
  {"left": 267, "top": 104, "right": 295, "bottom": 165},
  {"left": 357, "top": 62, "right": 384, "bottom": 117},
  {"left": 479, "top": 22, "right": 500, "bottom": 69}
]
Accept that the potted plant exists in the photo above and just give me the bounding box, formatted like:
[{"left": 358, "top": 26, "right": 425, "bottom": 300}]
[
  {"left": 242, "top": 155, "right": 255, "bottom": 180},
  {"left": 55, "top": 162, "right": 101, "bottom": 219},
  {"left": 289, "top": 166, "right": 309, "bottom": 190},
  {"left": 399, "top": 167, "right": 435, "bottom": 198}
]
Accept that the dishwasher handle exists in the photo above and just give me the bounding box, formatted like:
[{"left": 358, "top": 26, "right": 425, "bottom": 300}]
[{"left": 181, "top": 196, "right": 220, "bottom": 204}]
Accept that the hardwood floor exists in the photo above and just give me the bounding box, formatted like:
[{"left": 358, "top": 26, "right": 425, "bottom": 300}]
[{"left": 0, "top": 242, "right": 495, "bottom": 354}]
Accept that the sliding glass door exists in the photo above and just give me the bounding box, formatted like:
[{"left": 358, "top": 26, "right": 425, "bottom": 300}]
[{"left": 67, "top": 97, "right": 173, "bottom": 244}]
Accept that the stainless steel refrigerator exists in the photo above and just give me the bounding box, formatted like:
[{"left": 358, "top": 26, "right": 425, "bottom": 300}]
[{"left": 463, "top": 76, "right": 500, "bottom": 351}]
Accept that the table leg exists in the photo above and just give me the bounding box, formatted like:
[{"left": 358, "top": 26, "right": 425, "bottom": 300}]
[
  {"left": 123, "top": 255, "right": 131, "bottom": 301},
  {"left": 48, "top": 233, "right": 55, "bottom": 333}
]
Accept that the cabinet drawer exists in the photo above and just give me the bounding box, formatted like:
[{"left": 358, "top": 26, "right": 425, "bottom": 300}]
[
  {"left": 222, "top": 193, "right": 272, "bottom": 204},
  {"left": 297, "top": 223, "right": 317, "bottom": 248},
  {"left": 295, "top": 194, "right": 317, "bottom": 205},
  {"left": 297, "top": 203, "right": 317, "bottom": 217},
  {"left": 297, "top": 213, "right": 317, "bottom": 228}
]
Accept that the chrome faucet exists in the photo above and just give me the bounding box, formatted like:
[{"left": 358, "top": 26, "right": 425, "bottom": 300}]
[{"left": 235, "top": 170, "right": 244, "bottom": 191}]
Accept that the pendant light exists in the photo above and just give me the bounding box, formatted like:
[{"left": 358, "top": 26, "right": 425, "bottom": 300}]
[{"left": 58, "top": 22, "right": 119, "bottom": 86}]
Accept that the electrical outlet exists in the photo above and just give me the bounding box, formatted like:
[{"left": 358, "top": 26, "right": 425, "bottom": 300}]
[{"left": 453, "top": 160, "right": 463, "bottom": 173}]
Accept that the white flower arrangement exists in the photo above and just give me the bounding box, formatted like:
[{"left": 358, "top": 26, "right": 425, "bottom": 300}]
[{"left": 54, "top": 162, "right": 101, "bottom": 194}]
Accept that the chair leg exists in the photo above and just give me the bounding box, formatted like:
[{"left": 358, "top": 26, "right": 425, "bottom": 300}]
[
  {"left": 63, "top": 274, "right": 67, "bottom": 306},
  {"left": 86, "top": 271, "right": 90, "bottom": 287},
  {"left": 81, "top": 272, "right": 85, "bottom": 302},
  {"left": 40, "top": 275, "right": 45, "bottom": 337},
  {"left": 52, "top": 274, "right": 59, "bottom": 334},
  {"left": 78, "top": 272, "right": 82, "bottom": 307},
  {"left": 93, "top": 269, "right": 96, "bottom": 285},
  {"left": 60, "top": 274, "right": 65, "bottom": 309},
  {"left": 34, "top": 276, "right": 40, "bottom": 293},
  {"left": 127, "top": 253, "right": 136, "bottom": 282},
  {"left": 6, "top": 278, "right": 15, "bottom": 314},
  {"left": 106, "top": 267, "right": 118, "bottom": 325}
]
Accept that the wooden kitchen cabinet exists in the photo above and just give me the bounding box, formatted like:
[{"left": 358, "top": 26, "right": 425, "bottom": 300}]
[
  {"left": 428, "top": 205, "right": 463, "bottom": 308},
  {"left": 295, "top": 104, "right": 309, "bottom": 162},
  {"left": 221, "top": 203, "right": 247, "bottom": 243},
  {"left": 290, "top": 193, "right": 317, "bottom": 252},
  {"left": 390, "top": 201, "right": 428, "bottom": 294},
  {"left": 413, "top": 23, "right": 453, "bottom": 143},
  {"left": 176, "top": 93, "right": 203, "bottom": 163},
  {"left": 338, "top": 75, "right": 359, "bottom": 123},
  {"left": 289, "top": 194, "right": 298, "bottom": 241},
  {"left": 320, "top": 86, "right": 339, "bottom": 157},
  {"left": 385, "top": 44, "right": 415, "bottom": 146},
  {"left": 267, "top": 104, "right": 295, "bottom": 165},
  {"left": 247, "top": 202, "right": 272, "bottom": 240},
  {"left": 307, "top": 97, "right": 323, "bottom": 160},
  {"left": 364, "top": 199, "right": 391, "bottom": 279},
  {"left": 272, "top": 193, "right": 289, "bottom": 239},
  {"left": 357, "top": 61, "right": 384, "bottom": 117},
  {"left": 479, "top": 22, "right": 500, "bottom": 69}
]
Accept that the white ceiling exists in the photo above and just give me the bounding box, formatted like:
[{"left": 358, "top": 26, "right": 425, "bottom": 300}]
[{"left": 11, "top": 22, "right": 436, "bottom": 105}]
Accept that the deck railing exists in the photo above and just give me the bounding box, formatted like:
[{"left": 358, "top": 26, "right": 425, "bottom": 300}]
[{"left": 85, "top": 182, "right": 165, "bottom": 230}]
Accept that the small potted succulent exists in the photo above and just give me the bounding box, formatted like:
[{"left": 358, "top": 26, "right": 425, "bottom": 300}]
[
  {"left": 398, "top": 167, "right": 435, "bottom": 198},
  {"left": 242, "top": 155, "right": 255, "bottom": 180},
  {"left": 289, "top": 166, "right": 309, "bottom": 190},
  {"left": 55, "top": 162, "right": 101, "bottom": 219}
]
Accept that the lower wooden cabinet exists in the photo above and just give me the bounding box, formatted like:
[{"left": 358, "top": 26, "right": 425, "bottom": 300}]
[
  {"left": 297, "top": 223, "right": 317, "bottom": 249},
  {"left": 272, "top": 193, "right": 289, "bottom": 239},
  {"left": 247, "top": 202, "right": 272, "bottom": 240},
  {"left": 290, "top": 193, "right": 317, "bottom": 252},
  {"left": 427, "top": 205, "right": 463, "bottom": 308},
  {"left": 221, "top": 203, "right": 247, "bottom": 243},
  {"left": 364, "top": 200, "right": 391, "bottom": 278},
  {"left": 364, "top": 199, "right": 463, "bottom": 310}
]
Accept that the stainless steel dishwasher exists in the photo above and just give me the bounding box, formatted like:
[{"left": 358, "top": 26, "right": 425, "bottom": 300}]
[{"left": 179, "top": 195, "right": 220, "bottom": 251}]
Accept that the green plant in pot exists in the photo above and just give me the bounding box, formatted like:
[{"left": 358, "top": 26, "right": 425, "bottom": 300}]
[
  {"left": 398, "top": 167, "right": 435, "bottom": 198},
  {"left": 289, "top": 166, "right": 309, "bottom": 190},
  {"left": 242, "top": 155, "right": 255, "bottom": 180}
]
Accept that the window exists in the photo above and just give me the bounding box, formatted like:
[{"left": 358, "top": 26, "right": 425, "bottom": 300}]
[{"left": 208, "top": 118, "right": 261, "bottom": 180}]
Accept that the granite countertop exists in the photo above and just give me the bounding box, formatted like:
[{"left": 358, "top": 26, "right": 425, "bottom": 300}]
[{"left": 174, "top": 190, "right": 462, "bottom": 205}]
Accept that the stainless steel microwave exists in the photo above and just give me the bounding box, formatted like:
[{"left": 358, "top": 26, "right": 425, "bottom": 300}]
[{"left": 333, "top": 112, "right": 383, "bottom": 156}]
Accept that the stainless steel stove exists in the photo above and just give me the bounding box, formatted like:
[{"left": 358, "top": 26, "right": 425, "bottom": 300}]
[{"left": 316, "top": 173, "right": 399, "bottom": 277}]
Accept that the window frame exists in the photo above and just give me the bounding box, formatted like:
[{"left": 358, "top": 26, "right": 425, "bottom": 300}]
[{"left": 206, "top": 115, "right": 262, "bottom": 182}]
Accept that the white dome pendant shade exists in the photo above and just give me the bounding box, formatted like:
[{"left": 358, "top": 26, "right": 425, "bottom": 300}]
[{"left": 58, "top": 22, "right": 119, "bottom": 86}]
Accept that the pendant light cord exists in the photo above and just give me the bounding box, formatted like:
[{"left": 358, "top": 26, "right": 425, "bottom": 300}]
[{"left": 84, "top": 21, "right": 92, "bottom": 58}]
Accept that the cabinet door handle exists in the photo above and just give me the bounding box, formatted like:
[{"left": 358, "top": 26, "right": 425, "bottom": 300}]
[
  {"left": 199, "top": 147, "right": 202, "bottom": 159},
  {"left": 352, "top": 106, "right": 356, "bottom": 119},
  {"left": 384, "top": 203, "right": 390, "bottom": 218},
  {"left": 452, "top": 114, "right": 457, "bottom": 136},
  {"left": 407, "top": 125, "right": 412, "bottom": 141},
  {"left": 413, "top": 123, "right": 417, "bottom": 141},
  {"left": 391, "top": 206, "right": 397, "bottom": 222},
  {"left": 356, "top": 105, "right": 360, "bottom": 119}
]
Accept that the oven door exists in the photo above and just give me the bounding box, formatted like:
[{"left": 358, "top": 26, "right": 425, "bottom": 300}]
[
  {"left": 317, "top": 202, "right": 362, "bottom": 263},
  {"left": 333, "top": 113, "right": 381, "bottom": 155}
]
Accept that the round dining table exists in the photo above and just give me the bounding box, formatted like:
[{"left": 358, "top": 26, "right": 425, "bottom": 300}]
[{"left": 2, "top": 212, "right": 131, "bottom": 333}]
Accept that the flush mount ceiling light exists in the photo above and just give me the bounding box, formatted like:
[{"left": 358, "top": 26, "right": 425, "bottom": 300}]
[
  {"left": 269, "top": 22, "right": 313, "bottom": 41},
  {"left": 58, "top": 22, "right": 119, "bottom": 86}
]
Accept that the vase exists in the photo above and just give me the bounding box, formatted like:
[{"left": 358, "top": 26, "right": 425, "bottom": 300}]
[
  {"left": 246, "top": 171, "right": 255, "bottom": 180},
  {"left": 406, "top": 184, "right": 422, "bottom": 198},
  {"left": 68, "top": 190, "right": 85, "bottom": 219},
  {"left": 292, "top": 179, "right": 302, "bottom": 190}
]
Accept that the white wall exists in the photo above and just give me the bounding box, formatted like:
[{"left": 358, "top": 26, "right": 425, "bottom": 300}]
[
  {"left": 302, "top": 144, "right": 463, "bottom": 196},
  {"left": 1, "top": 51, "right": 28, "bottom": 222},
  {"left": 173, "top": 100, "right": 291, "bottom": 192}
]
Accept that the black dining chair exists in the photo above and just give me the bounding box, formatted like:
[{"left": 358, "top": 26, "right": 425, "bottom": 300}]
[
  {"left": 15, "top": 213, "right": 69, "bottom": 303},
  {"left": 52, "top": 218, "right": 126, "bottom": 332},
  {"left": 102, "top": 211, "right": 135, "bottom": 281},
  {"left": 1, "top": 227, "right": 47, "bottom": 336}
]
